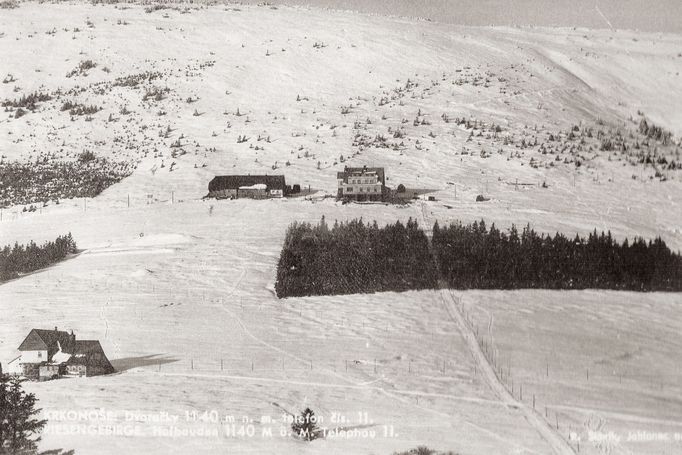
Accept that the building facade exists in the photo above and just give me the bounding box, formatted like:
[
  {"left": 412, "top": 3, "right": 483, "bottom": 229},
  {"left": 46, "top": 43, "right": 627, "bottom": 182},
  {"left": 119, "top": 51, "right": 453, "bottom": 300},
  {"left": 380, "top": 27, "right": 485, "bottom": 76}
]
[{"left": 337, "top": 166, "right": 387, "bottom": 201}]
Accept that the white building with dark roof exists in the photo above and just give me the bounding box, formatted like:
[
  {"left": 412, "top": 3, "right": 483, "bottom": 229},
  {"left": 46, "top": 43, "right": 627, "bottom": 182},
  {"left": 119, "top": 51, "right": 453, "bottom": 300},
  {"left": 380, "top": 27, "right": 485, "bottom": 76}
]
[
  {"left": 337, "top": 166, "right": 387, "bottom": 201},
  {"left": 11, "top": 327, "right": 114, "bottom": 380}
]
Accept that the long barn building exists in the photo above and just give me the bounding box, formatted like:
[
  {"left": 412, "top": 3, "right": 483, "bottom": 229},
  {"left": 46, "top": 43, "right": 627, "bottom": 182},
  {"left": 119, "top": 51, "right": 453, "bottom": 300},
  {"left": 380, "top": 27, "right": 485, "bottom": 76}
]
[{"left": 208, "top": 175, "right": 286, "bottom": 199}]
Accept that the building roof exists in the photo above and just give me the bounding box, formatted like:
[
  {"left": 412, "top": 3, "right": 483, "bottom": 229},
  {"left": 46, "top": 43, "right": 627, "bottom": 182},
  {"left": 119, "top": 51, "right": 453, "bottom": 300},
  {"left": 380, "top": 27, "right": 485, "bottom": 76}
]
[
  {"left": 18, "top": 329, "right": 73, "bottom": 352},
  {"left": 66, "top": 340, "right": 115, "bottom": 372},
  {"left": 338, "top": 166, "right": 385, "bottom": 184},
  {"left": 209, "top": 175, "right": 286, "bottom": 192}
]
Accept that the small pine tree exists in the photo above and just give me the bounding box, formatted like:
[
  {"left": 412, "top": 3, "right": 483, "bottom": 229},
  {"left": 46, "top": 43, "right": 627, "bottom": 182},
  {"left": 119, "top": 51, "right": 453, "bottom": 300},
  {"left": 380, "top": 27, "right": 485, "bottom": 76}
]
[
  {"left": 0, "top": 374, "right": 47, "bottom": 453},
  {"left": 291, "top": 407, "right": 319, "bottom": 441}
]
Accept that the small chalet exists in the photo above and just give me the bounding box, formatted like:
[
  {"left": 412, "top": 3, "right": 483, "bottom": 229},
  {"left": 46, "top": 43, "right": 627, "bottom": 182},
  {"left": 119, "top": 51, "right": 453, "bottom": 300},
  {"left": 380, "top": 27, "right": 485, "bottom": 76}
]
[
  {"left": 337, "top": 166, "right": 387, "bottom": 201},
  {"left": 12, "top": 328, "right": 114, "bottom": 381},
  {"left": 207, "top": 175, "right": 286, "bottom": 199}
]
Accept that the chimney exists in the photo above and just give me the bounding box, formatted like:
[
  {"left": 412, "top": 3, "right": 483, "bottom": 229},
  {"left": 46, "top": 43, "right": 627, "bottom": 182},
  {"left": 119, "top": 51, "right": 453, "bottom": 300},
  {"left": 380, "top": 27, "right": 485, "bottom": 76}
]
[{"left": 54, "top": 326, "right": 58, "bottom": 332}]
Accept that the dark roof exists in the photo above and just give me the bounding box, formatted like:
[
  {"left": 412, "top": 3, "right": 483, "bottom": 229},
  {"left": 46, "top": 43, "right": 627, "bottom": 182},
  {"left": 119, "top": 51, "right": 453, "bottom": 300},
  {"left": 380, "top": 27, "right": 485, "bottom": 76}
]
[
  {"left": 338, "top": 166, "right": 385, "bottom": 184},
  {"left": 18, "top": 329, "right": 73, "bottom": 352},
  {"left": 208, "top": 175, "right": 286, "bottom": 192},
  {"left": 66, "top": 340, "right": 114, "bottom": 372}
]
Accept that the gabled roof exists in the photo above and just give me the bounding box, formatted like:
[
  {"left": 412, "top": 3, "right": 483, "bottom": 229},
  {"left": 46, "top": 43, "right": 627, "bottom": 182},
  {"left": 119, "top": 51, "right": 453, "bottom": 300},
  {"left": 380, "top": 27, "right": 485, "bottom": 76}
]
[
  {"left": 66, "top": 340, "right": 114, "bottom": 372},
  {"left": 18, "top": 329, "right": 73, "bottom": 352},
  {"left": 209, "top": 175, "right": 286, "bottom": 192}
]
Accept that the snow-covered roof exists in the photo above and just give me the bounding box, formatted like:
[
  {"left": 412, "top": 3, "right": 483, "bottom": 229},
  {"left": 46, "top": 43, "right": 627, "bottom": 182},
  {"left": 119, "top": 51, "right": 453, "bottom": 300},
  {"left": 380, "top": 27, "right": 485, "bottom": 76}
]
[{"left": 239, "top": 183, "right": 267, "bottom": 190}]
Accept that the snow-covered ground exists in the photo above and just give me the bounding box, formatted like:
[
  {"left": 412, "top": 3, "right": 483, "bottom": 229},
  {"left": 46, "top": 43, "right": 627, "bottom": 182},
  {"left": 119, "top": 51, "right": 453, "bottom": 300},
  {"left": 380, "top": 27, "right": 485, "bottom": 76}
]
[{"left": 1, "top": 2, "right": 681, "bottom": 454}]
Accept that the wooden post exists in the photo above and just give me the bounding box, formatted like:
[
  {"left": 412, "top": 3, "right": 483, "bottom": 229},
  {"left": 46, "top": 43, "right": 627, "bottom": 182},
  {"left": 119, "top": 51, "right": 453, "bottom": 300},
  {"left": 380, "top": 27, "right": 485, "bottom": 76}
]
[
  {"left": 191, "top": 359, "right": 194, "bottom": 370},
  {"left": 221, "top": 359, "right": 223, "bottom": 371},
  {"left": 533, "top": 394, "right": 535, "bottom": 410}
]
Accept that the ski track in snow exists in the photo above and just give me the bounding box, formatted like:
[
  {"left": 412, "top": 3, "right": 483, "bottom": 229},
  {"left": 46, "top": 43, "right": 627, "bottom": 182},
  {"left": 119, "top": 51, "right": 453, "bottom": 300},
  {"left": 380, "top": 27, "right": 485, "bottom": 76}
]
[{"left": 440, "top": 289, "right": 576, "bottom": 455}]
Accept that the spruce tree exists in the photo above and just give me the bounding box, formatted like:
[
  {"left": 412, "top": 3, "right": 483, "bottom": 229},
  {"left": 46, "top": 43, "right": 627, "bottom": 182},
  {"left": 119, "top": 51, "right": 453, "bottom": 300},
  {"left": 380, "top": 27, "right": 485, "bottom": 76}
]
[
  {"left": 0, "top": 374, "right": 47, "bottom": 454},
  {"left": 291, "top": 407, "right": 319, "bottom": 441}
]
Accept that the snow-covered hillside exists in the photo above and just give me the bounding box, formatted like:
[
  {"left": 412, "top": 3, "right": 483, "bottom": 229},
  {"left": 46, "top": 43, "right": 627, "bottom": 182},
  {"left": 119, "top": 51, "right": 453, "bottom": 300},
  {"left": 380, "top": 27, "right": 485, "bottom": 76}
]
[{"left": 0, "top": 2, "right": 681, "bottom": 454}]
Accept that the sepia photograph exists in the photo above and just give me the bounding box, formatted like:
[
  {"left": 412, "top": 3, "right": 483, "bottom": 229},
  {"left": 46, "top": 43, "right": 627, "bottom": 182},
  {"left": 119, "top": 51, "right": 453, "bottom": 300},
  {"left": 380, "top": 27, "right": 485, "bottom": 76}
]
[{"left": 0, "top": 0, "right": 681, "bottom": 454}]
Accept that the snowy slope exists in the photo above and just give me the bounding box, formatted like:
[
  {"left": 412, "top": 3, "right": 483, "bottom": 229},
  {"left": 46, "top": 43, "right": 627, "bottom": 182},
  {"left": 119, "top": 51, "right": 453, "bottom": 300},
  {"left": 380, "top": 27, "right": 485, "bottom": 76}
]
[{"left": 1, "top": 3, "right": 681, "bottom": 455}]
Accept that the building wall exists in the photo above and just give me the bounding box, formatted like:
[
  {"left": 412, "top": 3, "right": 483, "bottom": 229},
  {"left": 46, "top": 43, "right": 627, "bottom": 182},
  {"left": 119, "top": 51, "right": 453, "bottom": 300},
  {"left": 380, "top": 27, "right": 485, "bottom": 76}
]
[
  {"left": 339, "top": 182, "right": 384, "bottom": 200},
  {"left": 238, "top": 188, "right": 268, "bottom": 199},
  {"left": 20, "top": 350, "right": 48, "bottom": 363},
  {"left": 39, "top": 365, "right": 60, "bottom": 381},
  {"left": 85, "top": 365, "right": 110, "bottom": 377},
  {"left": 210, "top": 189, "right": 238, "bottom": 199},
  {"left": 21, "top": 363, "right": 40, "bottom": 380},
  {"left": 66, "top": 364, "right": 87, "bottom": 377},
  {"left": 210, "top": 188, "right": 282, "bottom": 199}
]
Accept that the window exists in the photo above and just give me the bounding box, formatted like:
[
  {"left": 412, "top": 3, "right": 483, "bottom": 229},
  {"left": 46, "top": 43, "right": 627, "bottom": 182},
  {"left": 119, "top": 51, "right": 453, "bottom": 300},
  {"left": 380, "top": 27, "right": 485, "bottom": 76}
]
[
  {"left": 37, "top": 352, "right": 42, "bottom": 358},
  {"left": 374, "top": 187, "right": 378, "bottom": 192},
  {"left": 347, "top": 187, "right": 353, "bottom": 193}
]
